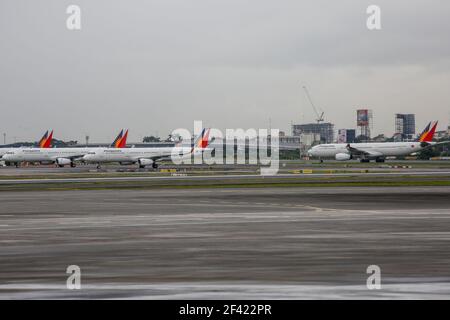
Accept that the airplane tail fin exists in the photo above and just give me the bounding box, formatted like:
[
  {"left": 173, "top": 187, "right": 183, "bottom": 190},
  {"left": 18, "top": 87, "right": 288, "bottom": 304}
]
[
  {"left": 111, "top": 129, "right": 124, "bottom": 148},
  {"left": 42, "top": 130, "right": 53, "bottom": 148},
  {"left": 417, "top": 122, "right": 431, "bottom": 142},
  {"left": 420, "top": 121, "right": 438, "bottom": 143},
  {"left": 117, "top": 129, "right": 128, "bottom": 148},
  {"left": 38, "top": 130, "right": 49, "bottom": 148},
  {"left": 191, "top": 128, "right": 211, "bottom": 153}
]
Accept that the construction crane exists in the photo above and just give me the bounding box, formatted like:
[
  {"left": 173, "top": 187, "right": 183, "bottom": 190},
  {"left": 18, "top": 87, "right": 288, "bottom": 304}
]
[{"left": 302, "top": 85, "right": 324, "bottom": 124}]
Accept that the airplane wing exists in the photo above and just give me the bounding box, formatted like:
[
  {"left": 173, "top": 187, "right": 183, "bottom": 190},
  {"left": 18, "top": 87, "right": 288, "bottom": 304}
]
[
  {"left": 131, "top": 153, "right": 175, "bottom": 163},
  {"left": 420, "top": 140, "right": 450, "bottom": 150},
  {"left": 49, "top": 154, "right": 86, "bottom": 161},
  {"left": 142, "top": 155, "right": 171, "bottom": 162},
  {"left": 346, "top": 144, "right": 383, "bottom": 158},
  {"left": 346, "top": 144, "right": 370, "bottom": 156},
  {"left": 429, "top": 140, "right": 450, "bottom": 147},
  {"left": 134, "top": 147, "right": 206, "bottom": 163},
  {"left": 70, "top": 154, "right": 88, "bottom": 161}
]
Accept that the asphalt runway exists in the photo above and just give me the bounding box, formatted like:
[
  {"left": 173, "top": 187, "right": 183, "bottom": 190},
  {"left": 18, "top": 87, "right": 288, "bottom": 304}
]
[
  {"left": 1, "top": 160, "right": 450, "bottom": 176},
  {"left": 1, "top": 186, "right": 450, "bottom": 299}
]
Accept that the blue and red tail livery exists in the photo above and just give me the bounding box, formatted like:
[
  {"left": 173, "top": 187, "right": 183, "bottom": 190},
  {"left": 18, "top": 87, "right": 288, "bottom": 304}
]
[
  {"left": 419, "top": 121, "right": 438, "bottom": 143},
  {"left": 111, "top": 129, "right": 128, "bottom": 148},
  {"left": 38, "top": 130, "right": 49, "bottom": 148},
  {"left": 191, "top": 128, "right": 211, "bottom": 152},
  {"left": 41, "top": 130, "right": 53, "bottom": 148}
]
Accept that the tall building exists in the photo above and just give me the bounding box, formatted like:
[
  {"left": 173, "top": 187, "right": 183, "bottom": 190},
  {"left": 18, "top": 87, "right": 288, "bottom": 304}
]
[
  {"left": 292, "top": 123, "right": 334, "bottom": 144},
  {"left": 356, "top": 109, "right": 373, "bottom": 139},
  {"left": 338, "top": 129, "right": 356, "bottom": 143},
  {"left": 395, "top": 114, "right": 415, "bottom": 140}
]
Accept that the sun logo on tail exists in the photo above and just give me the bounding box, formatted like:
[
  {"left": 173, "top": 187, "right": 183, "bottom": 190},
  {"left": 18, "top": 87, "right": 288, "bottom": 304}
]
[{"left": 419, "top": 121, "right": 438, "bottom": 143}]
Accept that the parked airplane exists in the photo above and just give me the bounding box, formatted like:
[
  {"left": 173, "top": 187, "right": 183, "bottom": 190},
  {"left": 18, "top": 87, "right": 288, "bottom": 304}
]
[
  {"left": 307, "top": 121, "right": 447, "bottom": 162},
  {"left": 82, "top": 128, "right": 212, "bottom": 169},
  {"left": 1, "top": 129, "right": 128, "bottom": 167},
  {"left": 0, "top": 130, "right": 54, "bottom": 158}
]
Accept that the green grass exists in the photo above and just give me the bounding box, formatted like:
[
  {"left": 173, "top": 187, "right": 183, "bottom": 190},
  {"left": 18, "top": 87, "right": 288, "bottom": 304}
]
[{"left": 1, "top": 177, "right": 449, "bottom": 192}]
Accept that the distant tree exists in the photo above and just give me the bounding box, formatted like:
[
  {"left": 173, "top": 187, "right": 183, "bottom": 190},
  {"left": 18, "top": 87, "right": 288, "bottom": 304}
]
[
  {"left": 354, "top": 135, "right": 370, "bottom": 143},
  {"left": 142, "top": 136, "right": 161, "bottom": 143},
  {"left": 417, "top": 147, "right": 440, "bottom": 160},
  {"left": 164, "top": 134, "right": 173, "bottom": 142},
  {"left": 280, "top": 149, "right": 301, "bottom": 160},
  {"left": 50, "top": 139, "right": 77, "bottom": 147},
  {"left": 371, "top": 134, "right": 386, "bottom": 142}
]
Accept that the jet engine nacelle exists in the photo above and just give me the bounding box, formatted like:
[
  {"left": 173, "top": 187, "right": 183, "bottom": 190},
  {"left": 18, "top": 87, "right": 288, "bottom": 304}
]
[
  {"left": 56, "top": 158, "right": 71, "bottom": 165},
  {"left": 335, "top": 153, "right": 351, "bottom": 161},
  {"left": 138, "top": 158, "right": 154, "bottom": 166}
]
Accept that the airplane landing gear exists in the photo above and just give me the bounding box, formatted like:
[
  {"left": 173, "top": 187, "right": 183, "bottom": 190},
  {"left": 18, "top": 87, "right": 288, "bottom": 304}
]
[
  {"left": 375, "top": 158, "right": 385, "bottom": 163},
  {"left": 360, "top": 159, "right": 370, "bottom": 163},
  {"left": 152, "top": 162, "right": 158, "bottom": 169}
]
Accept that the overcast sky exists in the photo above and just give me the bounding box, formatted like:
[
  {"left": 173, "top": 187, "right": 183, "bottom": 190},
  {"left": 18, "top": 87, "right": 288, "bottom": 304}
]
[{"left": 1, "top": 0, "right": 449, "bottom": 142}]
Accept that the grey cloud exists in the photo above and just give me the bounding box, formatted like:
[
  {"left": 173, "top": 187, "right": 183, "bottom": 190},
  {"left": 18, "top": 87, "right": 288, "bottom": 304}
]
[{"left": 0, "top": 0, "right": 449, "bottom": 141}]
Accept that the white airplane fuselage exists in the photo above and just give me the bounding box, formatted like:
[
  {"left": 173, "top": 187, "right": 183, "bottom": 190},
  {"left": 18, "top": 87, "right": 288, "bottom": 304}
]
[
  {"left": 82, "top": 146, "right": 195, "bottom": 164},
  {"left": 0, "top": 148, "right": 12, "bottom": 157},
  {"left": 1, "top": 147, "right": 94, "bottom": 163},
  {"left": 308, "top": 141, "right": 433, "bottom": 160}
]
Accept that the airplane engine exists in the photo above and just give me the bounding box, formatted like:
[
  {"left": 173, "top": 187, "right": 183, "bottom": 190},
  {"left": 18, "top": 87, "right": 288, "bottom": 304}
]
[
  {"left": 335, "top": 153, "right": 351, "bottom": 161},
  {"left": 138, "top": 158, "right": 154, "bottom": 167},
  {"left": 56, "top": 158, "right": 71, "bottom": 166}
]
